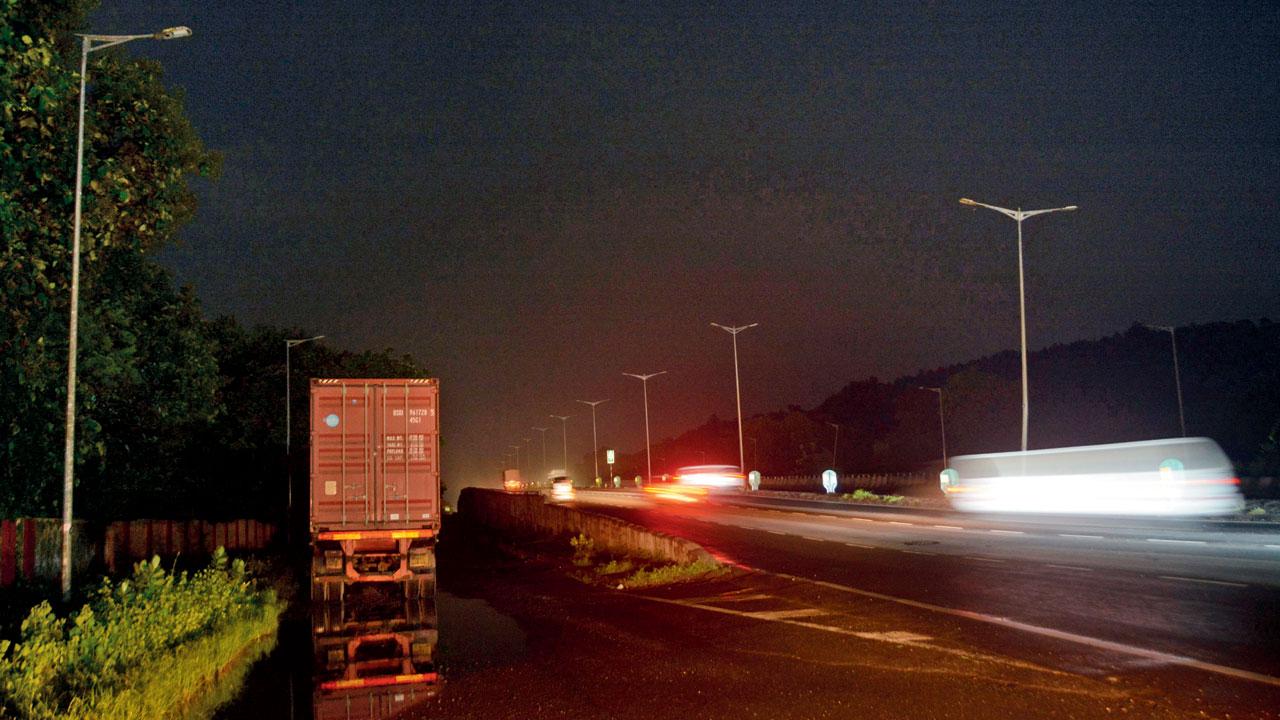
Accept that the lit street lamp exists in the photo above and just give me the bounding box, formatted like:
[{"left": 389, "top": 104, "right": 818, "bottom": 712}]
[
  {"left": 918, "top": 386, "right": 948, "bottom": 468},
  {"left": 61, "top": 25, "right": 193, "bottom": 601},
  {"left": 1144, "top": 324, "right": 1187, "bottom": 437},
  {"left": 285, "top": 335, "right": 324, "bottom": 523},
  {"left": 959, "top": 197, "right": 1077, "bottom": 452},
  {"left": 550, "top": 415, "right": 571, "bottom": 477},
  {"left": 532, "top": 427, "right": 549, "bottom": 478},
  {"left": 710, "top": 322, "right": 757, "bottom": 476},
  {"left": 509, "top": 444, "right": 522, "bottom": 476},
  {"left": 622, "top": 372, "right": 667, "bottom": 483},
  {"left": 576, "top": 399, "right": 608, "bottom": 480},
  {"left": 827, "top": 422, "right": 840, "bottom": 471}
]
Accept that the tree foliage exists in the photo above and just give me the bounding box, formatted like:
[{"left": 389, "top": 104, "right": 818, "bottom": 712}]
[
  {"left": 1, "top": 0, "right": 220, "bottom": 516},
  {"left": 1, "top": 2, "right": 431, "bottom": 519}
]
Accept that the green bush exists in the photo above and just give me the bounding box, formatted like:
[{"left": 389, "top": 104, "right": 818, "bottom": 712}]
[
  {"left": 596, "top": 559, "right": 634, "bottom": 576},
  {"left": 842, "top": 489, "right": 904, "bottom": 504},
  {"left": 0, "top": 548, "right": 281, "bottom": 720},
  {"left": 623, "top": 560, "right": 725, "bottom": 588},
  {"left": 569, "top": 533, "right": 595, "bottom": 567}
]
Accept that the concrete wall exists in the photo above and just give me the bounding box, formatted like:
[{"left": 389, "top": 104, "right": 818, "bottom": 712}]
[{"left": 458, "top": 489, "right": 716, "bottom": 565}]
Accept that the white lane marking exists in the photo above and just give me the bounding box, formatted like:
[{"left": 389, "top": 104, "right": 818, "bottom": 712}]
[
  {"left": 1045, "top": 564, "right": 1092, "bottom": 572},
  {"left": 848, "top": 517, "right": 873, "bottom": 522},
  {"left": 845, "top": 542, "right": 873, "bottom": 549},
  {"left": 771, "top": 572, "right": 1280, "bottom": 689},
  {"left": 1158, "top": 575, "right": 1248, "bottom": 588},
  {"left": 682, "top": 593, "right": 775, "bottom": 604},
  {"left": 933, "top": 524, "right": 963, "bottom": 530},
  {"left": 636, "top": 595, "right": 1064, "bottom": 674},
  {"left": 767, "top": 530, "right": 786, "bottom": 535},
  {"left": 899, "top": 549, "right": 936, "bottom": 556},
  {"left": 746, "top": 608, "right": 828, "bottom": 620},
  {"left": 1147, "top": 538, "right": 1207, "bottom": 546},
  {"left": 887, "top": 521, "right": 912, "bottom": 526},
  {"left": 966, "top": 556, "right": 1005, "bottom": 563},
  {"left": 1268, "top": 545, "right": 1280, "bottom": 550},
  {"left": 802, "top": 536, "right": 827, "bottom": 542},
  {"left": 990, "top": 529, "right": 1024, "bottom": 535},
  {"left": 1059, "top": 534, "right": 1103, "bottom": 540}
]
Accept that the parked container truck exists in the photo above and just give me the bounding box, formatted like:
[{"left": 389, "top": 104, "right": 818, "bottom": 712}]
[{"left": 309, "top": 378, "right": 441, "bottom": 601}]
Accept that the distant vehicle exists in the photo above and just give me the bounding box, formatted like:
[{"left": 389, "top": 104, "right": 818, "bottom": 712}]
[
  {"left": 547, "top": 469, "right": 575, "bottom": 502},
  {"left": 942, "top": 437, "right": 1244, "bottom": 516},
  {"left": 502, "top": 468, "right": 523, "bottom": 492}
]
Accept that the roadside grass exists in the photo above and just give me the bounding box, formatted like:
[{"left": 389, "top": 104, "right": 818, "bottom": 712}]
[
  {"left": 564, "top": 534, "right": 727, "bottom": 589},
  {"left": 0, "top": 548, "right": 283, "bottom": 720},
  {"left": 841, "top": 488, "right": 905, "bottom": 504},
  {"left": 618, "top": 560, "right": 727, "bottom": 588}
]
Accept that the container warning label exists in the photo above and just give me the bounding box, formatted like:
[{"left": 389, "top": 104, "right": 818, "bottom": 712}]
[{"left": 325, "top": 480, "right": 337, "bottom": 496}]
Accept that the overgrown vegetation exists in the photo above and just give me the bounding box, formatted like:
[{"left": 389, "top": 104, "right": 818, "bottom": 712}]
[
  {"left": 569, "top": 533, "right": 594, "bottom": 567},
  {"left": 0, "top": 548, "right": 282, "bottom": 720},
  {"left": 566, "top": 533, "right": 726, "bottom": 588},
  {"left": 842, "top": 489, "right": 904, "bottom": 505},
  {"left": 619, "top": 560, "right": 726, "bottom": 588}
]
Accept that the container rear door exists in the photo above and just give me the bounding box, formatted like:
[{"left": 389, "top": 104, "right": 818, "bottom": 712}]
[{"left": 377, "top": 381, "right": 440, "bottom": 527}]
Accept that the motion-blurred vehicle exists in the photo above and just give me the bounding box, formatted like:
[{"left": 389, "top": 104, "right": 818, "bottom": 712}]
[
  {"left": 502, "top": 468, "right": 523, "bottom": 492},
  {"left": 942, "top": 437, "right": 1244, "bottom": 516},
  {"left": 641, "top": 464, "right": 743, "bottom": 502},
  {"left": 674, "top": 464, "right": 745, "bottom": 490},
  {"left": 547, "top": 469, "right": 575, "bottom": 502}
]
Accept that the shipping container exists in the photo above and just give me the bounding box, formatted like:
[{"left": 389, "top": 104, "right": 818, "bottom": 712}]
[{"left": 309, "top": 378, "right": 440, "bottom": 600}]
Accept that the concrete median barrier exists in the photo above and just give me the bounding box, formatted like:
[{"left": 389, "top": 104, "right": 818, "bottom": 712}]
[{"left": 458, "top": 488, "right": 716, "bottom": 565}]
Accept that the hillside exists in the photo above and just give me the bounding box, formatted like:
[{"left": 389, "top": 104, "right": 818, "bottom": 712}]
[{"left": 602, "top": 320, "right": 1280, "bottom": 479}]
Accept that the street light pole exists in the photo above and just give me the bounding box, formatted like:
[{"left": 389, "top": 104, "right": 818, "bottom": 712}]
[
  {"left": 532, "top": 427, "right": 549, "bottom": 478},
  {"left": 710, "top": 322, "right": 757, "bottom": 474},
  {"left": 827, "top": 422, "right": 840, "bottom": 470},
  {"left": 509, "top": 444, "right": 522, "bottom": 477},
  {"left": 550, "top": 415, "right": 571, "bottom": 477},
  {"left": 61, "top": 25, "right": 192, "bottom": 601},
  {"left": 919, "top": 386, "right": 948, "bottom": 468},
  {"left": 959, "top": 198, "right": 1076, "bottom": 452},
  {"left": 285, "top": 335, "right": 324, "bottom": 529},
  {"left": 1144, "top": 324, "right": 1187, "bottom": 437},
  {"left": 576, "top": 399, "right": 608, "bottom": 480},
  {"left": 623, "top": 372, "right": 667, "bottom": 483}
]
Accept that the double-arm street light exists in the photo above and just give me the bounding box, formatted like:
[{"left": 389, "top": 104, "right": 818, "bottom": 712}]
[
  {"left": 918, "top": 386, "right": 948, "bottom": 468},
  {"left": 61, "top": 25, "right": 193, "bottom": 601},
  {"left": 623, "top": 372, "right": 666, "bottom": 484},
  {"left": 1144, "top": 324, "right": 1187, "bottom": 437},
  {"left": 549, "top": 415, "right": 571, "bottom": 476},
  {"left": 285, "top": 335, "right": 325, "bottom": 521},
  {"left": 710, "top": 322, "right": 757, "bottom": 475},
  {"left": 576, "top": 399, "right": 609, "bottom": 480},
  {"left": 958, "top": 197, "right": 1077, "bottom": 452}
]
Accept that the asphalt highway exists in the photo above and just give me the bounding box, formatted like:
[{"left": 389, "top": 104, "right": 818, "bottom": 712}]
[{"left": 572, "top": 489, "right": 1280, "bottom": 687}]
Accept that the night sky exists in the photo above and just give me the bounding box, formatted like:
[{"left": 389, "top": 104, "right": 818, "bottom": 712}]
[{"left": 91, "top": 2, "right": 1279, "bottom": 490}]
